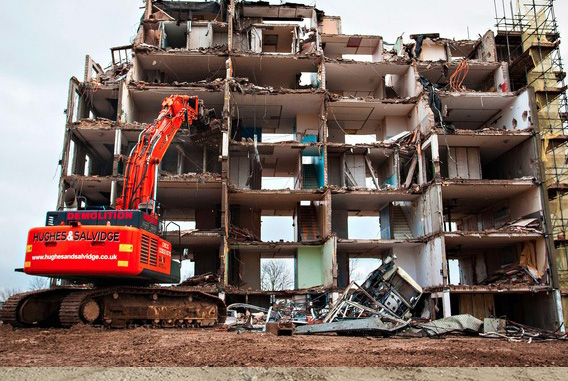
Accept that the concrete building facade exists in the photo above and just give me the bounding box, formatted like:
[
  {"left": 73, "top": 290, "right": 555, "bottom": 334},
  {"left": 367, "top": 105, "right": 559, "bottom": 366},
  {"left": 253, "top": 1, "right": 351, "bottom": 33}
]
[{"left": 57, "top": 0, "right": 565, "bottom": 329}]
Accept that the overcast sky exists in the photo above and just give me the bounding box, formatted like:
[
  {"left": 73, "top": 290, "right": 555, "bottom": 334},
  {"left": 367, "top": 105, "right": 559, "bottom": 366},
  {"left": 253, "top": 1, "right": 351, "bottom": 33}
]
[{"left": 0, "top": 0, "right": 567, "bottom": 292}]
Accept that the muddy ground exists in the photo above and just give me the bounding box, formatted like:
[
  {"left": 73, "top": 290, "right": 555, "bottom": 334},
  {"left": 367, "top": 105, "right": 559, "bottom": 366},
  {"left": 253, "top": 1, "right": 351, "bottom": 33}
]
[{"left": 0, "top": 325, "right": 567, "bottom": 367}]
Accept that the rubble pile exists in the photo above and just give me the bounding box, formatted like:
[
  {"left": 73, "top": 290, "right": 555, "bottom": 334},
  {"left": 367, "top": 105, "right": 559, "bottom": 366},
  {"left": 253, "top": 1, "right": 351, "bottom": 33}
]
[
  {"left": 481, "top": 264, "right": 539, "bottom": 286},
  {"left": 225, "top": 303, "right": 268, "bottom": 331},
  {"left": 73, "top": 117, "right": 118, "bottom": 128},
  {"left": 228, "top": 226, "right": 260, "bottom": 242},
  {"left": 160, "top": 172, "right": 221, "bottom": 181},
  {"left": 178, "top": 272, "right": 219, "bottom": 287},
  {"left": 481, "top": 318, "right": 568, "bottom": 342},
  {"left": 498, "top": 218, "right": 541, "bottom": 233}
]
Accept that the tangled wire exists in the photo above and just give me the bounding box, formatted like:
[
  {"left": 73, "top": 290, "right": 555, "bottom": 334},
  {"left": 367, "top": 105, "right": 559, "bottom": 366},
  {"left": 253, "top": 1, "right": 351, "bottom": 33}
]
[
  {"left": 449, "top": 60, "right": 470, "bottom": 92},
  {"left": 480, "top": 318, "right": 567, "bottom": 343}
]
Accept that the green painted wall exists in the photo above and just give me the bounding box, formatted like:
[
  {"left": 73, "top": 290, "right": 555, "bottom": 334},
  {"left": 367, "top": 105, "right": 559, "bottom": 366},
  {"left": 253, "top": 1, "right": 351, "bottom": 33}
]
[{"left": 296, "top": 246, "right": 324, "bottom": 288}]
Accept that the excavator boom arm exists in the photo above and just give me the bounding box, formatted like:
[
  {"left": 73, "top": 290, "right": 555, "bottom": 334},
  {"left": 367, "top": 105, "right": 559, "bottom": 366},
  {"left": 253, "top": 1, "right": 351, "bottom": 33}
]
[{"left": 116, "top": 95, "right": 198, "bottom": 211}]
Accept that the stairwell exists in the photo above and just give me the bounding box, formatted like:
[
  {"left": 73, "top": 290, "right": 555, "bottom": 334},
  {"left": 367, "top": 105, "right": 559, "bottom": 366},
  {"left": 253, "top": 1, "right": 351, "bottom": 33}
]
[
  {"left": 302, "top": 164, "right": 319, "bottom": 189},
  {"left": 391, "top": 205, "right": 412, "bottom": 239},
  {"left": 299, "top": 205, "right": 320, "bottom": 241}
]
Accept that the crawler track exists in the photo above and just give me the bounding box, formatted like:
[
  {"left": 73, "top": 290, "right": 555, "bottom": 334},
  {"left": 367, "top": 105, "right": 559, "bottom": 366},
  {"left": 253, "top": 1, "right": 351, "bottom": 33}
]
[
  {"left": 0, "top": 290, "right": 46, "bottom": 327},
  {"left": 1, "top": 287, "right": 226, "bottom": 329},
  {"left": 0, "top": 288, "right": 74, "bottom": 327}
]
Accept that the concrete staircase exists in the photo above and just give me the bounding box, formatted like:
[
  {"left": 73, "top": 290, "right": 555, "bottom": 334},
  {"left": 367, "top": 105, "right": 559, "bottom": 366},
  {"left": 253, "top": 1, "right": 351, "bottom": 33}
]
[
  {"left": 391, "top": 205, "right": 412, "bottom": 239},
  {"left": 302, "top": 164, "right": 319, "bottom": 189},
  {"left": 299, "top": 205, "right": 320, "bottom": 241}
]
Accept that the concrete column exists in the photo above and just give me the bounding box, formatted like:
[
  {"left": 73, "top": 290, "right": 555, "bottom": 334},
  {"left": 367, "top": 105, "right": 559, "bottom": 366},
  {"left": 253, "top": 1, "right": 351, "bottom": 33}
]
[
  {"left": 144, "top": 0, "right": 152, "bottom": 20},
  {"left": 339, "top": 152, "right": 346, "bottom": 187},
  {"left": 227, "top": 0, "right": 235, "bottom": 52},
  {"left": 177, "top": 148, "right": 184, "bottom": 175},
  {"left": 431, "top": 134, "right": 441, "bottom": 179},
  {"left": 417, "top": 137, "right": 427, "bottom": 184},
  {"left": 220, "top": 237, "right": 228, "bottom": 287},
  {"left": 442, "top": 290, "right": 452, "bottom": 318},
  {"left": 332, "top": 209, "right": 348, "bottom": 239},
  {"left": 394, "top": 150, "right": 401, "bottom": 188},
  {"left": 110, "top": 129, "right": 123, "bottom": 207},
  {"left": 202, "top": 145, "right": 207, "bottom": 173},
  {"left": 337, "top": 250, "right": 349, "bottom": 288},
  {"left": 554, "top": 289, "right": 566, "bottom": 333}
]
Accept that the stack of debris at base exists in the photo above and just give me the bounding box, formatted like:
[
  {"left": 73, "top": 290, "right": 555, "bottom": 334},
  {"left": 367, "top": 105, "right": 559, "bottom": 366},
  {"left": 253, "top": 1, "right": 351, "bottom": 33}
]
[
  {"left": 224, "top": 302, "right": 297, "bottom": 335},
  {"left": 412, "top": 315, "right": 566, "bottom": 341},
  {"left": 295, "top": 256, "right": 423, "bottom": 336},
  {"left": 224, "top": 303, "right": 268, "bottom": 331},
  {"left": 216, "top": 257, "right": 566, "bottom": 341},
  {"left": 480, "top": 263, "right": 540, "bottom": 286},
  {"left": 222, "top": 256, "right": 425, "bottom": 336},
  {"left": 480, "top": 318, "right": 567, "bottom": 342},
  {"left": 228, "top": 226, "right": 260, "bottom": 242}
]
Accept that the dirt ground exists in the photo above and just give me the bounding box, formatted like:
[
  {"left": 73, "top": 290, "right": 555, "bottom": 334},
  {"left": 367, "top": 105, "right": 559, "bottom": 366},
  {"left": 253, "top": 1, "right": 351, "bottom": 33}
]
[{"left": 0, "top": 325, "right": 567, "bottom": 367}]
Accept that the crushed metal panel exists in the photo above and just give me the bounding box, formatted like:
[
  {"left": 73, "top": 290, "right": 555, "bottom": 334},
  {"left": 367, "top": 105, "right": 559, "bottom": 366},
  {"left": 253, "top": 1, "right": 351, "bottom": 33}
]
[{"left": 295, "top": 316, "right": 406, "bottom": 335}]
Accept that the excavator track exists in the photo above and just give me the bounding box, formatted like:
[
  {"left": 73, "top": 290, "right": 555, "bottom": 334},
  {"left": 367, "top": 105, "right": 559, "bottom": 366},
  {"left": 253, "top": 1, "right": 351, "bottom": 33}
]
[
  {"left": 0, "top": 288, "right": 74, "bottom": 327},
  {"left": 0, "top": 290, "right": 43, "bottom": 327},
  {"left": 2, "top": 286, "right": 226, "bottom": 329},
  {"left": 58, "top": 286, "right": 226, "bottom": 328}
]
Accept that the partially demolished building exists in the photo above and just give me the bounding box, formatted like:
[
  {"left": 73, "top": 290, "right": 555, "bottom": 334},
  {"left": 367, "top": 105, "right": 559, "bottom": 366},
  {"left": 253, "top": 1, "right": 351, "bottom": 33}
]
[{"left": 59, "top": 0, "right": 566, "bottom": 330}]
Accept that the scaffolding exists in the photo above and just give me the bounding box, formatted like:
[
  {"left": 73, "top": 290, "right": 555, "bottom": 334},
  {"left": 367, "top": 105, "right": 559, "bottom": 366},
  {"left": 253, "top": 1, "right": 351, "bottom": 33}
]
[{"left": 494, "top": 0, "right": 568, "bottom": 295}]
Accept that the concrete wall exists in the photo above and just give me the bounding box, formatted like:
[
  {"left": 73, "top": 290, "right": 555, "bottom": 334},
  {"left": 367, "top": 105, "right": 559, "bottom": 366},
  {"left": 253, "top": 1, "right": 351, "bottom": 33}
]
[
  {"left": 297, "top": 246, "right": 324, "bottom": 288},
  {"left": 345, "top": 155, "right": 366, "bottom": 186},
  {"left": 297, "top": 113, "right": 320, "bottom": 138},
  {"left": 483, "top": 139, "right": 538, "bottom": 179},
  {"left": 417, "top": 237, "right": 444, "bottom": 287},
  {"left": 194, "top": 249, "right": 219, "bottom": 276},
  {"left": 332, "top": 208, "right": 348, "bottom": 239},
  {"left": 376, "top": 154, "right": 393, "bottom": 187},
  {"left": 391, "top": 66, "right": 418, "bottom": 98},
  {"left": 509, "top": 187, "right": 542, "bottom": 219},
  {"left": 189, "top": 23, "right": 213, "bottom": 49},
  {"left": 409, "top": 99, "right": 431, "bottom": 134},
  {"left": 327, "top": 156, "right": 341, "bottom": 186},
  {"left": 423, "top": 185, "right": 443, "bottom": 235},
  {"left": 229, "top": 155, "right": 251, "bottom": 188},
  {"left": 487, "top": 90, "right": 532, "bottom": 130},
  {"left": 212, "top": 31, "right": 228, "bottom": 47},
  {"left": 384, "top": 116, "right": 408, "bottom": 140},
  {"left": 120, "top": 82, "right": 137, "bottom": 123},
  {"left": 392, "top": 245, "right": 420, "bottom": 282},
  {"left": 239, "top": 250, "right": 261, "bottom": 289},
  {"left": 419, "top": 41, "right": 447, "bottom": 61}
]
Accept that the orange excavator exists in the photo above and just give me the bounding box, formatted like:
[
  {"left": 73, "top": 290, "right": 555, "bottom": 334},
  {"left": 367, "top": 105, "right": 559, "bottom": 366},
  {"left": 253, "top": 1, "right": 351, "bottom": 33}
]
[{"left": 1, "top": 95, "right": 225, "bottom": 328}]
